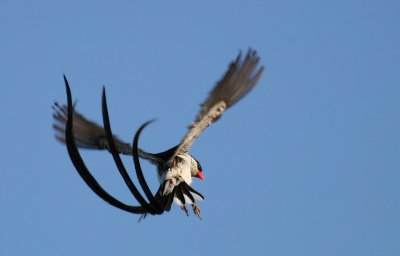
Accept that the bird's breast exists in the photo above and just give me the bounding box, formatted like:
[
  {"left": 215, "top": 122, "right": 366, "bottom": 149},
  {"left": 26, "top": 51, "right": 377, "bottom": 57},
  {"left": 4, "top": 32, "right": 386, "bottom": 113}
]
[{"left": 157, "top": 154, "right": 193, "bottom": 185}]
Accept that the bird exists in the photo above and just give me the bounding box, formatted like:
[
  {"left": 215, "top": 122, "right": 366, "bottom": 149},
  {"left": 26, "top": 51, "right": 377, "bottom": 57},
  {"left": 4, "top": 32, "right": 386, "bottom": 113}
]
[
  {"left": 53, "top": 102, "right": 205, "bottom": 219},
  {"left": 53, "top": 49, "right": 264, "bottom": 219}
]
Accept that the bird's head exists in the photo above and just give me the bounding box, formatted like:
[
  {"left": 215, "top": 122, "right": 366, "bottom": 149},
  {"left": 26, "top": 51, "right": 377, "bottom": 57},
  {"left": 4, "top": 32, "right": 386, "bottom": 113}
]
[{"left": 191, "top": 157, "right": 204, "bottom": 180}]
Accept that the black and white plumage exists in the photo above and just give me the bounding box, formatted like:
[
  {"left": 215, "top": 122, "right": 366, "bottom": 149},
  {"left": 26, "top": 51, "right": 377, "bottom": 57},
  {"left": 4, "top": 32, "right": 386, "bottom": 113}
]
[
  {"left": 53, "top": 103, "right": 205, "bottom": 218},
  {"left": 53, "top": 49, "right": 264, "bottom": 219}
]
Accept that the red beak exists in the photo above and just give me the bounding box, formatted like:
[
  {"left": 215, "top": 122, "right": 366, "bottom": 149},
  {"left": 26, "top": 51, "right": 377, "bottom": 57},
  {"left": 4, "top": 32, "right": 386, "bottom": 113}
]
[{"left": 197, "top": 172, "right": 204, "bottom": 180}]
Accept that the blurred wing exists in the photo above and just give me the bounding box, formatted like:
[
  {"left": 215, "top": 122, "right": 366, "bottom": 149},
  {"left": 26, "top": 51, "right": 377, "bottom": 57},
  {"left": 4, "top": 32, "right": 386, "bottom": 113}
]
[
  {"left": 52, "top": 102, "right": 133, "bottom": 155},
  {"left": 169, "top": 49, "right": 264, "bottom": 162}
]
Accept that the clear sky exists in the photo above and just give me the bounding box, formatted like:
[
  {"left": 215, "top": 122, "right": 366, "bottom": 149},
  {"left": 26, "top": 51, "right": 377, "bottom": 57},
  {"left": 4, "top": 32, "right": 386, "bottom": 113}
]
[{"left": 1, "top": 1, "right": 399, "bottom": 255}]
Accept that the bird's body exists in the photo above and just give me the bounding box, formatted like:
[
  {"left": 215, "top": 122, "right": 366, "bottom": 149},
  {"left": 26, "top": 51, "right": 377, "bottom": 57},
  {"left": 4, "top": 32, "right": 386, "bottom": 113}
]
[
  {"left": 158, "top": 155, "right": 193, "bottom": 187},
  {"left": 137, "top": 147, "right": 200, "bottom": 187},
  {"left": 138, "top": 145, "right": 205, "bottom": 212}
]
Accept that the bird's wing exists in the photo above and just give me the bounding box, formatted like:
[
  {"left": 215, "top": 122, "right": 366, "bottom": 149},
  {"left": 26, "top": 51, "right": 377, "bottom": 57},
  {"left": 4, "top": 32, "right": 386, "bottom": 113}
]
[
  {"left": 53, "top": 103, "right": 133, "bottom": 155},
  {"left": 168, "top": 49, "right": 264, "bottom": 162},
  {"left": 53, "top": 102, "right": 173, "bottom": 165}
]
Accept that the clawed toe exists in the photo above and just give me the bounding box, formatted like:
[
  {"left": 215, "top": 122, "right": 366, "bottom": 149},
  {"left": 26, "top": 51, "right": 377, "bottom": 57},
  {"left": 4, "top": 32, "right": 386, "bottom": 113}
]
[
  {"left": 181, "top": 205, "right": 189, "bottom": 216},
  {"left": 192, "top": 204, "right": 202, "bottom": 220},
  {"left": 138, "top": 213, "right": 148, "bottom": 222}
]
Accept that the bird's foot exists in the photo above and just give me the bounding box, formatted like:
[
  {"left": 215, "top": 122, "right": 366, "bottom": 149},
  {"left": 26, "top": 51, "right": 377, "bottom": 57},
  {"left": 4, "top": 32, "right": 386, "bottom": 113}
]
[
  {"left": 192, "top": 203, "right": 202, "bottom": 220},
  {"left": 181, "top": 205, "right": 189, "bottom": 216},
  {"left": 138, "top": 213, "right": 147, "bottom": 222}
]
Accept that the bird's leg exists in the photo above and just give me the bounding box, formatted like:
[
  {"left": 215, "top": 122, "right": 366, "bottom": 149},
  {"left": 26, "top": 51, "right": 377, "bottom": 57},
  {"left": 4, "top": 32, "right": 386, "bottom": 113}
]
[
  {"left": 181, "top": 205, "right": 189, "bottom": 216},
  {"left": 192, "top": 203, "right": 202, "bottom": 220}
]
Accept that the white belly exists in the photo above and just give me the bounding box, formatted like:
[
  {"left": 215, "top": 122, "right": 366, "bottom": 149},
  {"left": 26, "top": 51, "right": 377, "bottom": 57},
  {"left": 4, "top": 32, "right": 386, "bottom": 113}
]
[{"left": 157, "top": 154, "right": 193, "bottom": 185}]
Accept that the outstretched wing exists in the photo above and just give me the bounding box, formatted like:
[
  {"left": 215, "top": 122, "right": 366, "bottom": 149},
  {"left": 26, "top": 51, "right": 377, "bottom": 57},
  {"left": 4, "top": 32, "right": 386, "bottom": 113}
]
[
  {"left": 53, "top": 102, "right": 177, "bottom": 164},
  {"left": 53, "top": 103, "right": 133, "bottom": 155},
  {"left": 168, "top": 49, "right": 264, "bottom": 162}
]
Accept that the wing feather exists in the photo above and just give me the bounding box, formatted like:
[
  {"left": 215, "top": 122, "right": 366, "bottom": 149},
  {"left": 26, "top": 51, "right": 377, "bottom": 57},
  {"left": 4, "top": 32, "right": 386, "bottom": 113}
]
[
  {"left": 53, "top": 103, "right": 133, "bottom": 154},
  {"left": 169, "top": 49, "right": 264, "bottom": 161}
]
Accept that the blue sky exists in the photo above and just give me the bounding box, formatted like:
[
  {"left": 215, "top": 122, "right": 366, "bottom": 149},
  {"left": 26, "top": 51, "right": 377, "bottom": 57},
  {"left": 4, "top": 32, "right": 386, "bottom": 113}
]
[{"left": 1, "top": 1, "right": 399, "bottom": 255}]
